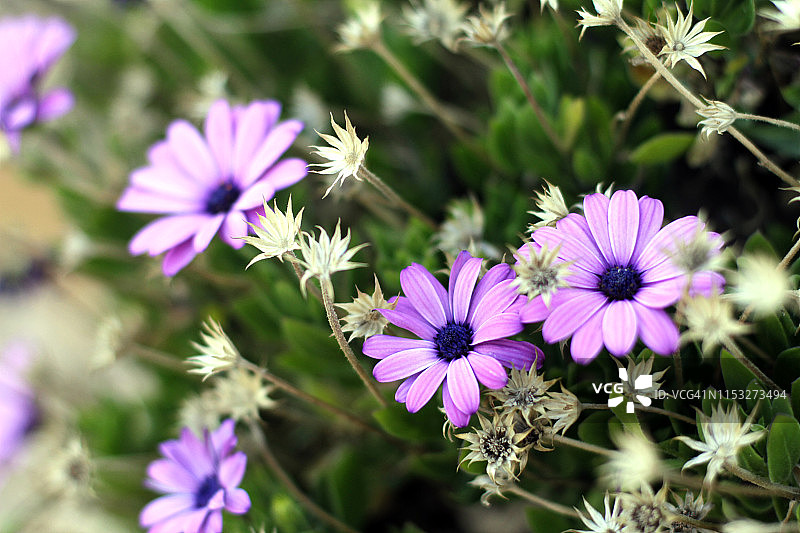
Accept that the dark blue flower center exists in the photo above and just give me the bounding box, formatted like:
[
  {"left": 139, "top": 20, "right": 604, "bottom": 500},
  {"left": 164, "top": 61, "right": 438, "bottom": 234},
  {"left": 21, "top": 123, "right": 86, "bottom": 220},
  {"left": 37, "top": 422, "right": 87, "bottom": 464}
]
[
  {"left": 434, "top": 323, "right": 473, "bottom": 361},
  {"left": 194, "top": 474, "right": 222, "bottom": 508},
  {"left": 205, "top": 181, "right": 241, "bottom": 214},
  {"left": 598, "top": 266, "right": 642, "bottom": 301}
]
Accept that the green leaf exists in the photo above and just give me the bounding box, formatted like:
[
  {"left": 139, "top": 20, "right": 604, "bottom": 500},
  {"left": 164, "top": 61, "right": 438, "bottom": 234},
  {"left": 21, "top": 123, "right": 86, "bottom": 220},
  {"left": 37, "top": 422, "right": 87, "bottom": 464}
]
[
  {"left": 372, "top": 402, "right": 441, "bottom": 444},
  {"left": 738, "top": 444, "right": 768, "bottom": 477},
  {"left": 278, "top": 318, "right": 357, "bottom": 383},
  {"left": 772, "top": 396, "right": 794, "bottom": 419},
  {"left": 743, "top": 232, "right": 779, "bottom": 259},
  {"left": 720, "top": 349, "right": 759, "bottom": 391},
  {"left": 629, "top": 133, "right": 694, "bottom": 165},
  {"left": 756, "top": 314, "right": 790, "bottom": 356},
  {"left": 557, "top": 95, "right": 586, "bottom": 151},
  {"left": 776, "top": 348, "right": 800, "bottom": 390},
  {"left": 767, "top": 414, "right": 800, "bottom": 484},
  {"left": 792, "top": 378, "right": 800, "bottom": 421},
  {"left": 578, "top": 411, "right": 615, "bottom": 449}
]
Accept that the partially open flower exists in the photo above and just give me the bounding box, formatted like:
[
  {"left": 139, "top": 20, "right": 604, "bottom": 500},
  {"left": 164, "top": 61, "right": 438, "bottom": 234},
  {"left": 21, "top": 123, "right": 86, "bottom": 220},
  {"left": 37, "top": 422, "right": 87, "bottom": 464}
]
[
  {"left": 696, "top": 99, "right": 738, "bottom": 138},
  {"left": 187, "top": 318, "right": 241, "bottom": 380},
  {"left": 461, "top": 2, "right": 512, "bottom": 46},
  {"left": 657, "top": 2, "right": 725, "bottom": 79},
  {"left": 457, "top": 412, "right": 528, "bottom": 482},
  {"left": 338, "top": 275, "right": 396, "bottom": 341},
  {"left": 310, "top": 111, "right": 369, "bottom": 198},
  {"left": 336, "top": 1, "right": 384, "bottom": 51}
]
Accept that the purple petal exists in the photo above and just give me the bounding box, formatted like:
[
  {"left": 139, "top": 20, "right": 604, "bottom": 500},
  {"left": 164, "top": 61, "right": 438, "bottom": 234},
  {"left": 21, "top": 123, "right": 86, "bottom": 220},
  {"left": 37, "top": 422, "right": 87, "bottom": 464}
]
[
  {"left": 232, "top": 180, "right": 275, "bottom": 212},
  {"left": 446, "top": 357, "right": 480, "bottom": 415},
  {"left": 259, "top": 157, "right": 308, "bottom": 191},
  {"left": 233, "top": 101, "right": 280, "bottom": 178},
  {"left": 220, "top": 212, "right": 248, "bottom": 248},
  {"left": 601, "top": 300, "right": 638, "bottom": 356},
  {"left": 224, "top": 488, "right": 251, "bottom": 514},
  {"left": 450, "top": 254, "right": 482, "bottom": 324},
  {"left": 242, "top": 119, "right": 303, "bottom": 187},
  {"left": 128, "top": 165, "right": 202, "bottom": 201},
  {"left": 631, "top": 196, "right": 664, "bottom": 261},
  {"left": 362, "top": 336, "right": 434, "bottom": 360},
  {"left": 140, "top": 494, "right": 194, "bottom": 527},
  {"left": 129, "top": 215, "right": 208, "bottom": 255},
  {"left": 471, "top": 312, "right": 523, "bottom": 344},
  {"left": 636, "top": 216, "right": 703, "bottom": 271},
  {"left": 633, "top": 278, "right": 683, "bottom": 308},
  {"left": 183, "top": 509, "right": 215, "bottom": 532},
  {"left": 466, "top": 352, "right": 508, "bottom": 389},
  {"left": 200, "top": 510, "right": 223, "bottom": 533},
  {"left": 607, "top": 190, "right": 639, "bottom": 265},
  {"left": 372, "top": 347, "right": 440, "bottom": 382},
  {"left": 204, "top": 100, "right": 234, "bottom": 179},
  {"left": 468, "top": 263, "right": 514, "bottom": 322},
  {"left": 379, "top": 302, "right": 437, "bottom": 340},
  {"left": 689, "top": 271, "right": 725, "bottom": 296},
  {"left": 395, "top": 374, "right": 419, "bottom": 402},
  {"left": 633, "top": 302, "right": 679, "bottom": 355},
  {"left": 468, "top": 279, "right": 519, "bottom": 329},
  {"left": 117, "top": 188, "right": 202, "bottom": 214},
  {"left": 37, "top": 88, "right": 73, "bottom": 121},
  {"left": 519, "top": 295, "right": 552, "bottom": 323},
  {"left": 442, "top": 379, "right": 471, "bottom": 427},
  {"left": 218, "top": 452, "right": 246, "bottom": 488},
  {"left": 192, "top": 214, "right": 225, "bottom": 252},
  {"left": 405, "top": 360, "right": 449, "bottom": 412},
  {"left": 569, "top": 310, "right": 604, "bottom": 364},
  {"left": 542, "top": 289, "right": 608, "bottom": 342},
  {"left": 473, "top": 339, "right": 541, "bottom": 370},
  {"left": 400, "top": 264, "right": 450, "bottom": 327},
  {"left": 167, "top": 120, "right": 219, "bottom": 186},
  {"left": 145, "top": 459, "right": 198, "bottom": 493},
  {"left": 641, "top": 258, "right": 683, "bottom": 283},
  {"left": 583, "top": 193, "right": 614, "bottom": 264},
  {"left": 210, "top": 419, "right": 237, "bottom": 457},
  {"left": 533, "top": 224, "right": 605, "bottom": 275},
  {"left": 162, "top": 240, "right": 198, "bottom": 276}
]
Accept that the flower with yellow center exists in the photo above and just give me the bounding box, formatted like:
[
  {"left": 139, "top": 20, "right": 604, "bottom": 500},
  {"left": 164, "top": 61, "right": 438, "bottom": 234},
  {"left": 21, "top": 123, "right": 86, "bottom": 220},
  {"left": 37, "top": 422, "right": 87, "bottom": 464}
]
[{"left": 310, "top": 112, "right": 369, "bottom": 198}]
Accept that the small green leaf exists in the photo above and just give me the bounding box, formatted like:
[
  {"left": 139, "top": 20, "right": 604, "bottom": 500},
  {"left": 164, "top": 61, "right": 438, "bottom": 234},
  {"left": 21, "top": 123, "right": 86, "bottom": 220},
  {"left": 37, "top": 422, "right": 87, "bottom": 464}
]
[
  {"left": 720, "top": 350, "right": 759, "bottom": 391},
  {"left": 557, "top": 95, "right": 586, "bottom": 150},
  {"left": 756, "top": 314, "right": 790, "bottom": 356},
  {"left": 629, "top": 133, "right": 694, "bottom": 165},
  {"left": 373, "top": 402, "right": 441, "bottom": 444},
  {"left": 738, "top": 444, "right": 768, "bottom": 478},
  {"left": 792, "top": 378, "right": 800, "bottom": 420},
  {"left": 743, "top": 232, "right": 779, "bottom": 259},
  {"left": 766, "top": 414, "right": 800, "bottom": 484},
  {"left": 776, "top": 348, "right": 800, "bottom": 390}
]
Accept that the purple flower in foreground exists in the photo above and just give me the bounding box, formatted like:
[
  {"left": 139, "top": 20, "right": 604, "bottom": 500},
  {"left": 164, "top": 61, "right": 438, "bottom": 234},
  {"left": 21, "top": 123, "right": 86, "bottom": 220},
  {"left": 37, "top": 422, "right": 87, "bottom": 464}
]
[
  {"left": 140, "top": 419, "right": 250, "bottom": 533},
  {"left": 0, "top": 342, "right": 37, "bottom": 476},
  {"left": 118, "top": 99, "right": 307, "bottom": 275},
  {"left": 363, "top": 251, "right": 543, "bottom": 427},
  {"left": 520, "top": 190, "right": 724, "bottom": 363},
  {"left": 0, "top": 15, "right": 75, "bottom": 152}
]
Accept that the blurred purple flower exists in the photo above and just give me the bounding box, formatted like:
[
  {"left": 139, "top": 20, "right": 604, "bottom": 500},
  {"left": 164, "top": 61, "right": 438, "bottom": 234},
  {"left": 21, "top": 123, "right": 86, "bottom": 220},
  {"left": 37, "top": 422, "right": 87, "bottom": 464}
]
[
  {"left": 520, "top": 190, "right": 724, "bottom": 363},
  {"left": 118, "top": 99, "right": 307, "bottom": 275},
  {"left": 0, "top": 15, "right": 75, "bottom": 152},
  {"left": 0, "top": 341, "right": 38, "bottom": 477},
  {"left": 140, "top": 419, "right": 250, "bottom": 533},
  {"left": 363, "top": 251, "right": 543, "bottom": 427}
]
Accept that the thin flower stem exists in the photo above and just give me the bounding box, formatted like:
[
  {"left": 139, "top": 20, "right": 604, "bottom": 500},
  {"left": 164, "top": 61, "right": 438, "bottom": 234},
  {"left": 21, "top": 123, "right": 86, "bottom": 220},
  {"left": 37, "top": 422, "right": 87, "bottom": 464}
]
[
  {"left": 492, "top": 40, "right": 565, "bottom": 155},
  {"left": 737, "top": 113, "right": 800, "bottom": 133},
  {"left": 357, "top": 167, "right": 437, "bottom": 229},
  {"left": 320, "top": 282, "right": 388, "bottom": 407},
  {"left": 371, "top": 40, "right": 469, "bottom": 142},
  {"left": 722, "top": 340, "right": 783, "bottom": 393},
  {"left": 615, "top": 71, "right": 662, "bottom": 149},
  {"left": 131, "top": 343, "right": 188, "bottom": 372},
  {"left": 238, "top": 359, "right": 388, "bottom": 438},
  {"left": 282, "top": 253, "right": 323, "bottom": 302},
  {"left": 551, "top": 434, "right": 613, "bottom": 456},
  {"left": 506, "top": 484, "right": 580, "bottom": 518},
  {"left": 725, "top": 462, "right": 800, "bottom": 499},
  {"left": 616, "top": 18, "right": 799, "bottom": 188},
  {"left": 248, "top": 421, "right": 359, "bottom": 533}
]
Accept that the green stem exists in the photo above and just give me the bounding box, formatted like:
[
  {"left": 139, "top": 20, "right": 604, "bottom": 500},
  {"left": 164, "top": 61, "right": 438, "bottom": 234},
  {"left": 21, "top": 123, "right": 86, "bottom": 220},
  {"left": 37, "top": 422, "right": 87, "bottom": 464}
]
[
  {"left": 737, "top": 113, "right": 800, "bottom": 133},
  {"left": 505, "top": 485, "right": 580, "bottom": 518},
  {"left": 357, "top": 167, "right": 437, "bottom": 229},
  {"left": 320, "top": 282, "right": 387, "bottom": 407},
  {"left": 725, "top": 462, "right": 800, "bottom": 499},
  {"left": 615, "top": 71, "right": 661, "bottom": 149},
  {"left": 723, "top": 340, "right": 782, "bottom": 393},
  {"left": 552, "top": 434, "right": 613, "bottom": 456},
  {"left": 670, "top": 514, "right": 723, "bottom": 532}
]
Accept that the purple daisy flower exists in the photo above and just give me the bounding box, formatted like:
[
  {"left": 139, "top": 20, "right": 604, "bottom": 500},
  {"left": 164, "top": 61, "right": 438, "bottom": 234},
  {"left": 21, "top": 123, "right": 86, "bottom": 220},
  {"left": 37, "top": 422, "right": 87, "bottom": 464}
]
[
  {"left": 0, "top": 341, "right": 38, "bottom": 477},
  {"left": 520, "top": 190, "right": 724, "bottom": 363},
  {"left": 117, "top": 99, "right": 307, "bottom": 275},
  {"left": 363, "top": 250, "right": 543, "bottom": 427},
  {"left": 140, "top": 419, "right": 250, "bottom": 533},
  {"left": 0, "top": 15, "right": 75, "bottom": 152}
]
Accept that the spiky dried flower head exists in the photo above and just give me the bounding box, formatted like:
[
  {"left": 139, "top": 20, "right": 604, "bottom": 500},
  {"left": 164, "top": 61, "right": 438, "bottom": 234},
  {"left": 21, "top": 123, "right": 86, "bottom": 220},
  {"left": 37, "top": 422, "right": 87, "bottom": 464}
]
[
  {"left": 468, "top": 473, "right": 512, "bottom": 507},
  {"left": 187, "top": 317, "right": 241, "bottom": 380},
  {"left": 461, "top": 2, "right": 512, "bottom": 46},
  {"left": 542, "top": 384, "right": 581, "bottom": 434},
  {"left": 696, "top": 99, "right": 738, "bottom": 138},
  {"left": 178, "top": 391, "right": 221, "bottom": 435},
  {"left": 657, "top": 2, "right": 725, "bottom": 79},
  {"left": 242, "top": 196, "right": 304, "bottom": 267},
  {"left": 43, "top": 435, "right": 94, "bottom": 499},
  {"left": 403, "top": 0, "right": 469, "bottom": 51},
  {"left": 675, "top": 403, "right": 766, "bottom": 485},
  {"left": 665, "top": 216, "right": 726, "bottom": 277},
  {"left": 600, "top": 431, "right": 663, "bottom": 491},
  {"left": 511, "top": 242, "right": 572, "bottom": 306},
  {"left": 337, "top": 275, "right": 396, "bottom": 341},
  {"left": 624, "top": 17, "right": 668, "bottom": 66},
  {"left": 298, "top": 221, "right": 368, "bottom": 296},
  {"left": 336, "top": 1, "right": 384, "bottom": 51},
  {"left": 458, "top": 412, "right": 529, "bottom": 483},
  {"left": 728, "top": 254, "right": 793, "bottom": 317},
  {"left": 577, "top": 0, "right": 624, "bottom": 39},
  {"left": 618, "top": 484, "right": 671, "bottom": 533},
  {"left": 528, "top": 181, "right": 570, "bottom": 231},
  {"left": 311, "top": 111, "right": 369, "bottom": 198},
  {"left": 210, "top": 367, "right": 277, "bottom": 423},
  {"left": 615, "top": 355, "right": 668, "bottom": 401},
  {"left": 540, "top": 0, "right": 559, "bottom": 11},
  {"left": 679, "top": 293, "right": 749, "bottom": 355},
  {"left": 666, "top": 490, "right": 712, "bottom": 533},
  {"left": 568, "top": 492, "right": 623, "bottom": 533},
  {"left": 489, "top": 366, "right": 557, "bottom": 423},
  {"left": 434, "top": 197, "right": 500, "bottom": 259},
  {"left": 760, "top": 0, "right": 800, "bottom": 32}
]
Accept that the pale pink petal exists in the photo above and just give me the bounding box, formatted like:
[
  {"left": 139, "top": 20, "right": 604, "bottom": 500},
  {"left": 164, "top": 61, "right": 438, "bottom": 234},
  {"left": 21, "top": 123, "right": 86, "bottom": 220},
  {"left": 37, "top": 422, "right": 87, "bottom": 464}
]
[
  {"left": 689, "top": 271, "right": 726, "bottom": 296},
  {"left": 533, "top": 224, "right": 605, "bottom": 274},
  {"left": 145, "top": 459, "right": 198, "bottom": 493},
  {"left": 395, "top": 374, "right": 419, "bottom": 402},
  {"left": 167, "top": 120, "right": 219, "bottom": 186},
  {"left": 467, "top": 263, "right": 514, "bottom": 322},
  {"left": 451, "top": 255, "right": 483, "bottom": 324},
  {"left": 607, "top": 190, "right": 639, "bottom": 265},
  {"left": 372, "top": 348, "right": 440, "bottom": 382},
  {"left": 471, "top": 312, "right": 523, "bottom": 344},
  {"left": 446, "top": 357, "right": 480, "bottom": 415},
  {"left": 258, "top": 157, "right": 308, "bottom": 191},
  {"left": 140, "top": 494, "right": 194, "bottom": 526},
  {"left": 362, "top": 336, "right": 434, "bottom": 360},
  {"left": 469, "top": 280, "right": 519, "bottom": 329},
  {"left": 601, "top": 300, "right": 638, "bottom": 356},
  {"left": 37, "top": 88, "right": 73, "bottom": 121},
  {"left": 242, "top": 119, "right": 303, "bottom": 187},
  {"left": 232, "top": 180, "right": 275, "bottom": 211},
  {"left": 542, "top": 289, "right": 608, "bottom": 342},
  {"left": 129, "top": 166, "right": 202, "bottom": 200},
  {"left": 192, "top": 214, "right": 225, "bottom": 252},
  {"left": 633, "top": 278, "right": 683, "bottom": 308},
  {"left": 162, "top": 240, "right": 198, "bottom": 276},
  {"left": 519, "top": 295, "right": 552, "bottom": 323},
  {"left": 204, "top": 100, "right": 234, "bottom": 179},
  {"left": 201, "top": 510, "right": 223, "bottom": 533},
  {"left": 631, "top": 196, "right": 664, "bottom": 261},
  {"left": 379, "top": 305, "right": 437, "bottom": 340},
  {"left": 129, "top": 215, "right": 208, "bottom": 255},
  {"left": 400, "top": 264, "right": 450, "bottom": 327},
  {"left": 233, "top": 101, "right": 279, "bottom": 177},
  {"left": 637, "top": 216, "right": 703, "bottom": 271},
  {"left": 218, "top": 452, "right": 246, "bottom": 488},
  {"left": 405, "top": 360, "right": 449, "bottom": 412},
  {"left": 633, "top": 302, "right": 679, "bottom": 355},
  {"left": 117, "top": 188, "right": 202, "bottom": 214},
  {"left": 219, "top": 212, "right": 248, "bottom": 248},
  {"left": 442, "top": 379, "right": 471, "bottom": 427},
  {"left": 583, "top": 193, "right": 614, "bottom": 264},
  {"left": 224, "top": 488, "right": 251, "bottom": 514},
  {"left": 569, "top": 310, "right": 605, "bottom": 364},
  {"left": 466, "top": 351, "right": 508, "bottom": 389}
]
